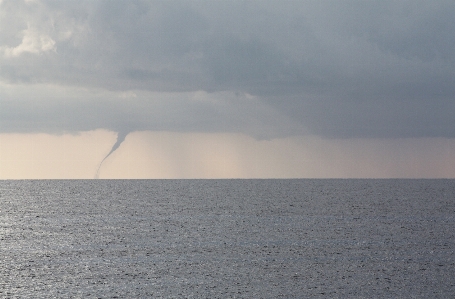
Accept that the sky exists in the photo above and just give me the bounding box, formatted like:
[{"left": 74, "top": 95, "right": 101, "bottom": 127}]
[{"left": 0, "top": 0, "right": 454, "bottom": 179}]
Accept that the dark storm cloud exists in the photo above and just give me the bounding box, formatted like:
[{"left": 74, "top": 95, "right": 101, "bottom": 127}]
[{"left": 1, "top": 0, "right": 454, "bottom": 138}]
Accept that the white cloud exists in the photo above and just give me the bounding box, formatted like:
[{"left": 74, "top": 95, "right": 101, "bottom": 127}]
[{"left": 3, "top": 25, "right": 56, "bottom": 57}]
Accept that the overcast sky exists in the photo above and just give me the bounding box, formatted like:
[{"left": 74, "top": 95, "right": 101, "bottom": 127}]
[{"left": 1, "top": 0, "right": 455, "bottom": 178}]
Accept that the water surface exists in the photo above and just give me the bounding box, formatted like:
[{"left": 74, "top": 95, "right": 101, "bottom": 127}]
[{"left": 0, "top": 179, "right": 454, "bottom": 298}]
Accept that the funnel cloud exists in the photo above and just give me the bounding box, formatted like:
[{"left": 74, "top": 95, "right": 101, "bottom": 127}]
[{"left": 95, "top": 131, "right": 129, "bottom": 179}]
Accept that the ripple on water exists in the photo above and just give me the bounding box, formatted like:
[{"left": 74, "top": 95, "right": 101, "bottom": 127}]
[{"left": 0, "top": 179, "right": 454, "bottom": 298}]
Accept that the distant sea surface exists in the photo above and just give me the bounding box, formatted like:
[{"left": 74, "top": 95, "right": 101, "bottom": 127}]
[{"left": 0, "top": 179, "right": 454, "bottom": 298}]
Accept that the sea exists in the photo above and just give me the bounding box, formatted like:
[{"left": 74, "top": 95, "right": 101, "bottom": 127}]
[{"left": 0, "top": 179, "right": 454, "bottom": 298}]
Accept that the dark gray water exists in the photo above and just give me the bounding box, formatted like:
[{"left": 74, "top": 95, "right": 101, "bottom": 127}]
[{"left": 0, "top": 179, "right": 454, "bottom": 298}]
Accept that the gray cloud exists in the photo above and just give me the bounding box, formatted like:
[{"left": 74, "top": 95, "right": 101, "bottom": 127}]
[{"left": 1, "top": 0, "right": 454, "bottom": 138}]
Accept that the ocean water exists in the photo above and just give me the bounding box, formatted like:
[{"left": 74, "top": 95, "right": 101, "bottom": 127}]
[{"left": 0, "top": 179, "right": 454, "bottom": 298}]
